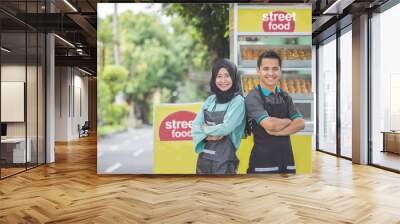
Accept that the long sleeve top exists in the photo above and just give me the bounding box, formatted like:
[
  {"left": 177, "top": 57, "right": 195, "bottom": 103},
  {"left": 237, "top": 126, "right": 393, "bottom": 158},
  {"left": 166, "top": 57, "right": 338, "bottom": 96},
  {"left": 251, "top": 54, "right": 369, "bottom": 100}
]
[{"left": 191, "top": 94, "right": 246, "bottom": 154}]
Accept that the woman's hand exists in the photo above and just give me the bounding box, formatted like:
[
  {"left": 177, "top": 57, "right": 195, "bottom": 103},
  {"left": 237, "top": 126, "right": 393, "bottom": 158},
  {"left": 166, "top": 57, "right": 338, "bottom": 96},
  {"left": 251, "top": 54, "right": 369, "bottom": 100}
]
[
  {"left": 201, "top": 124, "right": 207, "bottom": 131},
  {"left": 206, "top": 136, "right": 224, "bottom": 141}
]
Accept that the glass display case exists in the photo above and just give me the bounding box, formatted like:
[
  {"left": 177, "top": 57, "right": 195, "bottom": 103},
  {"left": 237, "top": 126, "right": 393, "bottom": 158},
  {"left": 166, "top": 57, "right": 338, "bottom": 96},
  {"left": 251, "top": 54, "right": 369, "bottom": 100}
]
[
  {"left": 238, "top": 35, "right": 312, "bottom": 69},
  {"left": 241, "top": 71, "right": 312, "bottom": 96},
  {"left": 227, "top": 3, "right": 313, "bottom": 172},
  {"left": 235, "top": 35, "right": 313, "bottom": 132},
  {"left": 229, "top": 4, "right": 313, "bottom": 133}
]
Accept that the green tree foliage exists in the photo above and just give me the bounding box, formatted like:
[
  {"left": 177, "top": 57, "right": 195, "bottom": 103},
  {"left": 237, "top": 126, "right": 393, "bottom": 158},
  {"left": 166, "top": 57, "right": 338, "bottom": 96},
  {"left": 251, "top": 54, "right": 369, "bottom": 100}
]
[
  {"left": 120, "top": 12, "right": 180, "bottom": 123},
  {"left": 102, "top": 65, "right": 129, "bottom": 97},
  {"left": 98, "top": 3, "right": 234, "bottom": 130},
  {"left": 99, "top": 9, "right": 210, "bottom": 125},
  {"left": 98, "top": 65, "right": 130, "bottom": 135},
  {"left": 163, "top": 3, "right": 230, "bottom": 64},
  {"left": 97, "top": 77, "right": 111, "bottom": 126},
  {"left": 98, "top": 16, "right": 114, "bottom": 68}
]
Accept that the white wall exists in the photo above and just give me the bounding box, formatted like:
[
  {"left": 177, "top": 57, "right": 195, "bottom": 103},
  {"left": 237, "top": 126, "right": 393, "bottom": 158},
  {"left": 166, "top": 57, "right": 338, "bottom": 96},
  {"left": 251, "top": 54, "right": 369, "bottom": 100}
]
[
  {"left": 1, "top": 65, "right": 26, "bottom": 81},
  {"left": 2, "top": 63, "right": 46, "bottom": 163},
  {"left": 55, "top": 67, "right": 89, "bottom": 141},
  {"left": 73, "top": 73, "right": 89, "bottom": 137},
  {"left": 55, "top": 66, "right": 69, "bottom": 141},
  {"left": 1, "top": 82, "right": 25, "bottom": 122},
  {"left": 1, "top": 65, "right": 26, "bottom": 139},
  {"left": 1, "top": 65, "right": 38, "bottom": 138}
]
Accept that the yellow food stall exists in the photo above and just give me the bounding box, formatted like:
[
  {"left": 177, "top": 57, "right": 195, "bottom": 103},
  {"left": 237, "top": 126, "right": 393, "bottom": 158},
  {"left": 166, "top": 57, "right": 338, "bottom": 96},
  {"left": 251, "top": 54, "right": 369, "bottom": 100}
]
[
  {"left": 230, "top": 3, "right": 313, "bottom": 173},
  {"left": 153, "top": 4, "right": 313, "bottom": 174}
]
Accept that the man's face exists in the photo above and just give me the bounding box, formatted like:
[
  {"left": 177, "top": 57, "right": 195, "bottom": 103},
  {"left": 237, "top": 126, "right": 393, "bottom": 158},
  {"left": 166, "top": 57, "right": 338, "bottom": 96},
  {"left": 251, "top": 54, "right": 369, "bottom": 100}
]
[{"left": 257, "top": 58, "right": 282, "bottom": 88}]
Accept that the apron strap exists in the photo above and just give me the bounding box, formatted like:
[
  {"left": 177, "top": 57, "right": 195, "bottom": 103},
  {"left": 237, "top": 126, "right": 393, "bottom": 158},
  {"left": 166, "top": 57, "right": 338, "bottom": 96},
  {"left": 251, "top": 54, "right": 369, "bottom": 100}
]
[
  {"left": 223, "top": 99, "right": 234, "bottom": 116},
  {"left": 210, "top": 98, "right": 217, "bottom": 112},
  {"left": 209, "top": 95, "right": 234, "bottom": 116},
  {"left": 257, "top": 85, "right": 267, "bottom": 110}
]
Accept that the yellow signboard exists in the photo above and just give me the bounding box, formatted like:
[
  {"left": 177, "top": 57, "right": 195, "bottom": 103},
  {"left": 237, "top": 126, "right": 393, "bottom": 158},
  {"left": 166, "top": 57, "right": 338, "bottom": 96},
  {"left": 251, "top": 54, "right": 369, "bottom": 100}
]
[
  {"left": 237, "top": 7, "right": 312, "bottom": 33},
  {"left": 153, "top": 103, "right": 312, "bottom": 174},
  {"left": 153, "top": 103, "right": 201, "bottom": 174}
]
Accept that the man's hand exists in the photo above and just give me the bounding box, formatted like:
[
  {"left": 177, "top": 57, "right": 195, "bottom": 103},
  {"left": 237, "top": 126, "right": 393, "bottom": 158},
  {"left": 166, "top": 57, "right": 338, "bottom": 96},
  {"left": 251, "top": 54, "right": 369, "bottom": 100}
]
[
  {"left": 260, "top": 117, "right": 292, "bottom": 133},
  {"left": 206, "top": 136, "right": 224, "bottom": 141},
  {"left": 266, "top": 130, "right": 284, "bottom": 136},
  {"left": 266, "top": 118, "right": 305, "bottom": 136}
]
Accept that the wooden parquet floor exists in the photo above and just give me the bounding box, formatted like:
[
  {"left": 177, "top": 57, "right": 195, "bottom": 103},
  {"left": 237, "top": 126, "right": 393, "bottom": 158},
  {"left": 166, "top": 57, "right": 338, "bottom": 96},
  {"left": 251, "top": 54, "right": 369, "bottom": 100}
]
[{"left": 1, "top": 135, "right": 400, "bottom": 224}]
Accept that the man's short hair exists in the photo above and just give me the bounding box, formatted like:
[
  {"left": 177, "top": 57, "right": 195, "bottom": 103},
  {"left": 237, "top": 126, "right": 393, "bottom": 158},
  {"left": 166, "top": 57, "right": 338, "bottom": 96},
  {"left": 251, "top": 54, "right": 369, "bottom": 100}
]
[{"left": 257, "top": 50, "right": 282, "bottom": 68}]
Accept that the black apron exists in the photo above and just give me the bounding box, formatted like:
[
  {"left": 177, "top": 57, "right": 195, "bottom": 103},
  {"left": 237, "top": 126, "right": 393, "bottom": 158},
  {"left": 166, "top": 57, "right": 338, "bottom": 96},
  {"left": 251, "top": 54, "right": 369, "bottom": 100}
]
[
  {"left": 247, "top": 86, "right": 296, "bottom": 174},
  {"left": 196, "top": 100, "right": 239, "bottom": 174}
]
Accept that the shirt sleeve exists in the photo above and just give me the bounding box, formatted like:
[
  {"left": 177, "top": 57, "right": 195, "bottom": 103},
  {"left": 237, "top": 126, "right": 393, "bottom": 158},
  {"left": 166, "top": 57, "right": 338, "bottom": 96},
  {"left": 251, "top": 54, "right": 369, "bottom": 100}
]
[
  {"left": 202, "top": 96, "right": 246, "bottom": 137},
  {"left": 191, "top": 96, "right": 213, "bottom": 153},
  {"left": 245, "top": 91, "right": 269, "bottom": 124},
  {"left": 286, "top": 94, "right": 303, "bottom": 120}
]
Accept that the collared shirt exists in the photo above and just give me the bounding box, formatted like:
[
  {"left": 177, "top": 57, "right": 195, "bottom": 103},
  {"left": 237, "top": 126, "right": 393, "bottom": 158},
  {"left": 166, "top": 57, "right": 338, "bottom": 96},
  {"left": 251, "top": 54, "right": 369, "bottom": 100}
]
[{"left": 245, "top": 85, "right": 303, "bottom": 124}]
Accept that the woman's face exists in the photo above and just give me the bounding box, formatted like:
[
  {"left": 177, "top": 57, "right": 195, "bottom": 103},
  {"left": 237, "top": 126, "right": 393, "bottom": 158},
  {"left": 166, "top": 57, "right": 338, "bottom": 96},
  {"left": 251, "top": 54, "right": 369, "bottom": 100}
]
[{"left": 215, "top": 67, "right": 233, "bottom": 92}]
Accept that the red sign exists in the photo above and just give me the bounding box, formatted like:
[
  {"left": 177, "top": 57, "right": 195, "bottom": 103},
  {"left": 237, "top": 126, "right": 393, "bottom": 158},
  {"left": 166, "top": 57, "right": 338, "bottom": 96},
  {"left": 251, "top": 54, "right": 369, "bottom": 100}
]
[
  {"left": 262, "top": 11, "right": 296, "bottom": 32},
  {"left": 159, "top": 111, "right": 196, "bottom": 141}
]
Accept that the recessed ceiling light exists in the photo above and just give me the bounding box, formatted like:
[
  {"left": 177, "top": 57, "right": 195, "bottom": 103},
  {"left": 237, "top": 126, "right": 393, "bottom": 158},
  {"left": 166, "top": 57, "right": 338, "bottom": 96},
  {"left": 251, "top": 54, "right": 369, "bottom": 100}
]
[
  {"left": 1, "top": 47, "right": 11, "bottom": 53},
  {"left": 78, "top": 67, "right": 92, "bottom": 76},
  {"left": 54, "top": 34, "right": 75, "bottom": 48},
  {"left": 322, "top": 0, "right": 354, "bottom": 15},
  {"left": 63, "top": 0, "right": 78, "bottom": 12}
]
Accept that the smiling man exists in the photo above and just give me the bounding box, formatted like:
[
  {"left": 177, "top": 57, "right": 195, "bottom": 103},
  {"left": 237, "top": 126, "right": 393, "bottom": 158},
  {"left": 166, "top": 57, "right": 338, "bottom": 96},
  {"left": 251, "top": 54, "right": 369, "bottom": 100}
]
[{"left": 245, "top": 50, "right": 305, "bottom": 174}]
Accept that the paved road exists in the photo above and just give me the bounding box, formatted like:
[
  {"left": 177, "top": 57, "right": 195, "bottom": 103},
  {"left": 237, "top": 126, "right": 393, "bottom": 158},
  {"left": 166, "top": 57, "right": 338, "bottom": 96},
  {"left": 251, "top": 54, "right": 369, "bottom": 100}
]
[{"left": 97, "top": 126, "right": 153, "bottom": 174}]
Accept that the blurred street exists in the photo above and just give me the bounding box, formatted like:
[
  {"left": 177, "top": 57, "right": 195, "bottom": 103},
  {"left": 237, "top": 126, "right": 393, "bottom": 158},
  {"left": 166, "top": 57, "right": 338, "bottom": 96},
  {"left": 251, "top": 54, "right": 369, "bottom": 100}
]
[{"left": 97, "top": 125, "right": 153, "bottom": 174}]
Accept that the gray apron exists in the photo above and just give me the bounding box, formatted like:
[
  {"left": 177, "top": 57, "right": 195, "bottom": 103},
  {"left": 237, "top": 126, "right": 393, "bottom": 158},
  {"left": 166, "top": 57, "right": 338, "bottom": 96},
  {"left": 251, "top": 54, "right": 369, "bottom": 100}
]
[
  {"left": 196, "top": 101, "right": 239, "bottom": 174},
  {"left": 247, "top": 85, "right": 296, "bottom": 174}
]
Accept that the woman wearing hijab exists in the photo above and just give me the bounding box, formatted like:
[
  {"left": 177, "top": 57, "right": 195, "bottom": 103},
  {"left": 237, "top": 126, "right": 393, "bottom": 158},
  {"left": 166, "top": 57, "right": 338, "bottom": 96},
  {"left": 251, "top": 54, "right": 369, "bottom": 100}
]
[{"left": 191, "top": 59, "right": 246, "bottom": 174}]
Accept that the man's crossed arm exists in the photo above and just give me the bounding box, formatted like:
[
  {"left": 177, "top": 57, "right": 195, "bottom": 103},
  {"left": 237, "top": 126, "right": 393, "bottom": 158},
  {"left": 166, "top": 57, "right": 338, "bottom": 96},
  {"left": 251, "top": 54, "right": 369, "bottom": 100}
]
[{"left": 259, "top": 117, "right": 305, "bottom": 136}]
